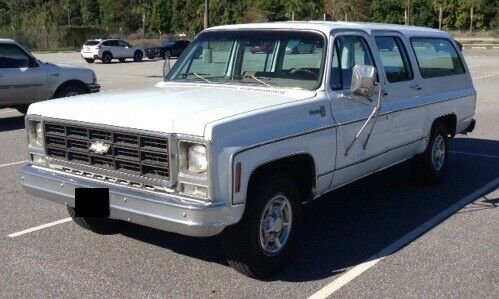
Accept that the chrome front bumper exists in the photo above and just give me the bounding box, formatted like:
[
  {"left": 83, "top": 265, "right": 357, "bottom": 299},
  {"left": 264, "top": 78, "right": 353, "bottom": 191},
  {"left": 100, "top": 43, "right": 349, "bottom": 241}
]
[{"left": 21, "top": 164, "right": 228, "bottom": 237}]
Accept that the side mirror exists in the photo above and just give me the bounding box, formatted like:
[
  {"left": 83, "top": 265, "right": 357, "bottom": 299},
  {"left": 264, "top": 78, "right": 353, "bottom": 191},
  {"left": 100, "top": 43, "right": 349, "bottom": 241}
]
[
  {"left": 163, "top": 58, "right": 171, "bottom": 77},
  {"left": 350, "top": 65, "right": 377, "bottom": 97}
]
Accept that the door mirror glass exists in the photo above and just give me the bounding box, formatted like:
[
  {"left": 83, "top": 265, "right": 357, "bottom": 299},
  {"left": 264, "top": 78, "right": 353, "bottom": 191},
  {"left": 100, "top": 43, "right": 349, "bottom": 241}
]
[
  {"left": 163, "top": 58, "right": 171, "bottom": 77},
  {"left": 350, "top": 65, "right": 377, "bottom": 97}
]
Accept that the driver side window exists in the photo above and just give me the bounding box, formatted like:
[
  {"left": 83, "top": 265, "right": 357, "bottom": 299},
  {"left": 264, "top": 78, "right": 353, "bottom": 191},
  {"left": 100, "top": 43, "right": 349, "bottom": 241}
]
[
  {"left": 331, "top": 35, "right": 374, "bottom": 90},
  {"left": 0, "top": 44, "right": 32, "bottom": 69}
]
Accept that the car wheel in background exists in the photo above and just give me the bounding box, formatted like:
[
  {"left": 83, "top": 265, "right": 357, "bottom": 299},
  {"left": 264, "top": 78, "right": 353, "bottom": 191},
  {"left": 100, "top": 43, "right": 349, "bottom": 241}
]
[
  {"left": 222, "top": 171, "right": 302, "bottom": 279},
  {"left": 55, "top": 83, "right": 88, "bottom": 98},
  {"left": 412, "top": 121, "right": 450, "bottom": 185},
  {"left": 84, "top": 58, "right": 95, "bottom": 63},
  {"left": 163, "top": 50, "right": 171, "bottom": 59},
  {"left": 67, "top": 206, "right": 119, "bottom": 235},
  {"left": 147, "top": 54, "right": 155, "bottom": 60},
  {"left": 133, "top": 51, "right": 143, "bottom": 62},
  {"left": 118, "top": 58, "right": 126, "bottom": 63},
  {"left": 102, "top": 52, "right": 113, "bottom": 64}
]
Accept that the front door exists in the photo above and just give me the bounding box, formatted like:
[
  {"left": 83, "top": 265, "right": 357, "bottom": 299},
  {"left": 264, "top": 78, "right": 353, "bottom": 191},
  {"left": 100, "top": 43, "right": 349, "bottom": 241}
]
[
  {"left": 0, "top": 43, "right": 46, "bottom": 106},
  {"left": 327, "top": 32, "right": 392, "bottom": 188}
]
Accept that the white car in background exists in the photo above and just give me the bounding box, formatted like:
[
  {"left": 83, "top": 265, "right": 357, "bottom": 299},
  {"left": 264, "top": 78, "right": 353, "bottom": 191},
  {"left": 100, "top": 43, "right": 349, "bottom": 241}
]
[
  {"left": 0, "top": 39, "right": 100, "bottom": 114},
  {"left": 80, "top": 39, "right": 144, "bottom": 64}
]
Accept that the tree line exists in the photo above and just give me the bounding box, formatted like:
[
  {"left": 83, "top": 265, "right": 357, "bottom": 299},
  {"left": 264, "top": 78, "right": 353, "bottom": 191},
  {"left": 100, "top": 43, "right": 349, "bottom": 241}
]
[{"left": 0, "top": 0, "right": 497, "bottom": 50}]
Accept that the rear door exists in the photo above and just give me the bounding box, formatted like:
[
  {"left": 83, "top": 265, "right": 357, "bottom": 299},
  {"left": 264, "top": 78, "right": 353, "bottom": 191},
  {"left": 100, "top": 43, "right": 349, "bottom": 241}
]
[
  {"left": 372, "top": 32, "right": 425, "bottom": 158},
  {"left": 0, "top": 43, "right": 47, "bottom": 105}
]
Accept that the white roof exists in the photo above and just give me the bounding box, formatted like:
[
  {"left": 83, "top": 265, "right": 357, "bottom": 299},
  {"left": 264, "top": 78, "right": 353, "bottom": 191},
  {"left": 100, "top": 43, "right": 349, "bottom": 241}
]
[
  {"left": 207, "top": 21, "right": 449, "bottom": 38},
  {"left": 0, "top": 38, "right": 17, "bottom": 44}
]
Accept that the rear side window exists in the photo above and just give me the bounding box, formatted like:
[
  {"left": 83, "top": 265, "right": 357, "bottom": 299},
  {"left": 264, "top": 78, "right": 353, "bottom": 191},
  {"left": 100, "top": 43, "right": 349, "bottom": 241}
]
[
  {"left": 411, "top": 38, "right": 465, "bottom": 78},
  {"left": 375, "top": 36, "right": 413, "bottom": 83},
  {"left": 103, "top": 40, "right": 118, "bottom": 47},
  {"left": 84, "top": 40, "right": 100, "bottom": 46}
]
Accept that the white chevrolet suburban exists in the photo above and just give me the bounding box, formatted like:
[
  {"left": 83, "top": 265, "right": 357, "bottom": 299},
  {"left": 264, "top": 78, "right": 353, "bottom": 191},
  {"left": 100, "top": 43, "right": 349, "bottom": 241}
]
[
  {"left": 21, "top": 22, "right": 476, "bottom": 279},
  {"left": 0, "top": 39, "right": 100, "bottom": 114}
]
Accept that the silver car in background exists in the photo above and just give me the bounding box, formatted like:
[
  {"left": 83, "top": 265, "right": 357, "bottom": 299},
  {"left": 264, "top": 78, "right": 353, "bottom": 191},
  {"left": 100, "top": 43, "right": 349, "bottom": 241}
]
[{"left": 0, "top": 39, "right": 100, "bottom": 114}]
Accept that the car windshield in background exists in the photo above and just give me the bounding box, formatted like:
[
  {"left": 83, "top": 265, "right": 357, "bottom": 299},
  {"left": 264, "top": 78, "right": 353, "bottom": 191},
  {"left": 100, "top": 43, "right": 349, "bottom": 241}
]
[
  {"left": 84, "top": 41, "right": 100, "bottom": 46},
  {"left": 162, "top": 41, "right": 176, "bottom": 46},
  {"left": 167, "top": 31, "right": 326, "bottom": 90}
]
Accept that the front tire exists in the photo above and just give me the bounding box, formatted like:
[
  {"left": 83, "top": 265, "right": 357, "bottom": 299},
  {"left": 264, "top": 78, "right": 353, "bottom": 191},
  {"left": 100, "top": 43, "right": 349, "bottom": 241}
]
[
  {"left": 101, "top": 52, "right": 112, "bottom": 64},
  {"left": 222, "top": 171, "right": 302, "bottom": 279},
  {"left": 133, "top": 51, "right": 143, "bottom": 62},
  {"left": 54, "top": 83, "right": 87, "bottom": 98},
  {"left": 413, "top": 121, "right": 450, "bottom": 184},
  {"left": 67, "top": 206, "right": 119, "bottom": 235}
]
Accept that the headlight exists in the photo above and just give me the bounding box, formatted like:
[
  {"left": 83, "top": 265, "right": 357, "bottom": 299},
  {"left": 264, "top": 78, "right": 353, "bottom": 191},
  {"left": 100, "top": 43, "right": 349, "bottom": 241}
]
[
  {"left": 28, "top": 121, "right": 43, "bottom": 147},
  {"left": 187, "top": 144, "right": 207, "bottom": 173}
]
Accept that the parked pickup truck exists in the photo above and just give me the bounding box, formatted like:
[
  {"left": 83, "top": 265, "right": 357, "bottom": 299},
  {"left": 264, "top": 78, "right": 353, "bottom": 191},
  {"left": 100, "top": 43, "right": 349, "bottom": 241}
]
[
  {"left": 0, "top": 39, "right": 100, "bottom": 114},
  {"left": 21, "top": 22, "right": 476, "bottom": 279}
]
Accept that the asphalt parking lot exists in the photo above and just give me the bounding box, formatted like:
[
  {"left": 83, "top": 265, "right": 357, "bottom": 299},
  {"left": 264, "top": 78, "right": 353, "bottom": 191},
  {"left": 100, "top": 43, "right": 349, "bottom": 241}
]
[{"left": 0, "top": 50, "right": 497, "bottom": 298}]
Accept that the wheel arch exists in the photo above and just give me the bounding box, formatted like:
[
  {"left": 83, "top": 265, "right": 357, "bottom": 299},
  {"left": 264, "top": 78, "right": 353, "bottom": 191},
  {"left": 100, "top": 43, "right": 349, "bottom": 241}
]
[
  {"left": 233, "top": 151, "right": 317, "bottom": 206},
  {"left": 53, "top": 80, "right": 89, "bottom": 98},
  {"left": 432, "top": 114, "right": 457, "bottom": 137}
]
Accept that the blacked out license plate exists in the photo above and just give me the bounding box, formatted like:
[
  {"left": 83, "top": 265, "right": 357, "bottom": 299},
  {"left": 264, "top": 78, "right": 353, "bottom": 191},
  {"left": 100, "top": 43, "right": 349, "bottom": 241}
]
[{"left": 75, "top": 188, "right": 110, "bottom": 217}]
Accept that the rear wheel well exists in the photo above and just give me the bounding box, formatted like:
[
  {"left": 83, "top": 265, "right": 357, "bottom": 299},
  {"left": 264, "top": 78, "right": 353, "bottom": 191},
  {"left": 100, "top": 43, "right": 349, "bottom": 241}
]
[
  {"left": 434, "top": 114, "right": 457, "bottom": 137},
  {"left": 248, "top": 154, "right": 316, "bottom": 203}
]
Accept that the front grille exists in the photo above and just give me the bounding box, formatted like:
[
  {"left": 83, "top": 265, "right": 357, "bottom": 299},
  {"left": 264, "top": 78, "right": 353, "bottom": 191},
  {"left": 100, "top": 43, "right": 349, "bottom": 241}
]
[{"left": 44, "top": 122, "right": 169, "bottom": 181}]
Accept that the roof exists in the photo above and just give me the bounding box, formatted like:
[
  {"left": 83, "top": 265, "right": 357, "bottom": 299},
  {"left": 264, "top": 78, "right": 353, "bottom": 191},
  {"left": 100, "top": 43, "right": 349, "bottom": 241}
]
[
  {"left": 0, "top": 38, "right": 17, "bottom": 44},
  {"left": 207, "top": 21, "right": 449, "bottom": 38}
]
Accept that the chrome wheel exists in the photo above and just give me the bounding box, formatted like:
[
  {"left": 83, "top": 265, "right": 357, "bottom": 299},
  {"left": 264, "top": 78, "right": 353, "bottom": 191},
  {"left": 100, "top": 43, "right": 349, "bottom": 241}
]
[
  {"left": 259, "top": 194, "right": 293, "bottom": 256},
  {"left": 431, "top": 135, "right": 446, "bottom": 171}
]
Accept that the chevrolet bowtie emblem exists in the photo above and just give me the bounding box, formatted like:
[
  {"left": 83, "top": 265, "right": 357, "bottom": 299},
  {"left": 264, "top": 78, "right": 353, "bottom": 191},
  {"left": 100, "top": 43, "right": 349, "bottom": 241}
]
[{"left": 89, "top": 141, "right": 111, "bottom": 155}]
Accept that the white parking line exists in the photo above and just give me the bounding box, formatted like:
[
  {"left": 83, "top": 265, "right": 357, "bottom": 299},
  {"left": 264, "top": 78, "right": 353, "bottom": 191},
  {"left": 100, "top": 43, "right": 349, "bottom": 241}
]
[
  {"left": 472, "top": 73, "right": 497, "bottom": 80},
  {"left": 451, "top": 151, "right": 499, "bottom": 159},
  {"left": 7, "top": 218, "right": 73, "bottom": 238},
  {"left": 308, "top": 177, "right": 499, "bottom": 299},
  {"left": 0, "top": 160, "right": 26, "bottom": 169}
]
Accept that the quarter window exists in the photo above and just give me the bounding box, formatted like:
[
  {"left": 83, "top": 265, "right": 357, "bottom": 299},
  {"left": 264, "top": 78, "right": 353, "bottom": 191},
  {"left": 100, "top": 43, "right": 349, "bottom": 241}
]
[
  {"left": 331, "top": 36, "right": 375, "bottom": 90},
  {"left": 411, "top": 38, "right": 465, "bottom": 78},
  {"left": 375, "top": 36, "right": 413, "bottom": 82},
  {"left": 0, "top": 44, "right": 32, "bottom": 68}
]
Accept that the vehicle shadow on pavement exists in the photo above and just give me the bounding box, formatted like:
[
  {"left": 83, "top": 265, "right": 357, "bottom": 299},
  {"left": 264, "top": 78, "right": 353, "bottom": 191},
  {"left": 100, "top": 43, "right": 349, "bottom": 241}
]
[
  {"left": 118, "top": 137, "right": 499, "bottom": 281},
  {"left": 0, "top": 116, "right": 25, "bottom": 132}
]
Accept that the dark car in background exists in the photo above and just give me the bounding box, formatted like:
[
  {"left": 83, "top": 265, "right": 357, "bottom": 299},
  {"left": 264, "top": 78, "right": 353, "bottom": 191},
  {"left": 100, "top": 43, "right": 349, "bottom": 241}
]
[{"left": 145, "top": 40, "right": 190, "bottom": 59}]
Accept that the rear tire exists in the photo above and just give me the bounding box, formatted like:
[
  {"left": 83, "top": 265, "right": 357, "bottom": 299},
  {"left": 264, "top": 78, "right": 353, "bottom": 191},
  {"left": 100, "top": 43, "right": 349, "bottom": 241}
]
[
  {"left": 222, "top": 171, "right": 302, "bottom": 279},
  {"left": 133, "top": 50, "right": 143, "bottom": 62},
  {"left": 67, "top": 206, "right": 119, "bottom": 235},
  {"left": 101, "top": 52, "right": 112, "bottom": 64},
  {"left": 84, "top": 58, "right": 95, "bottom": 63},
  {"left": 413, "top": 121, "right": 450, "bottom": 185},
  {"left": 54, "top": 83, "right": 88, "bottom": 98}
]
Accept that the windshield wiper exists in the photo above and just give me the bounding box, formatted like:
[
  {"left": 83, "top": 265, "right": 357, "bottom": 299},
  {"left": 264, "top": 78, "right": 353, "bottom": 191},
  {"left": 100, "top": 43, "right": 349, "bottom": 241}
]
[
  {"left": 247, "top": 75, "right": 273, "bottom": 88},
  {"left": 180, "top": 72, "right": 212, "bottom": 83}
]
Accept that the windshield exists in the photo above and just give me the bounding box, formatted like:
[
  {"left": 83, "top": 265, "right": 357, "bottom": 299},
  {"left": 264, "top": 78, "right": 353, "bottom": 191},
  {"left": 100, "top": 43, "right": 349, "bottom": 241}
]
[
  {"left": 84, "top": 40, "right": 100, "bottom": 46},
  {"left": 166, "top": 30, "right": 326, "bottom": 90},
  {"left": 162, "top": 41, "right": 176, "bottom": 46}
]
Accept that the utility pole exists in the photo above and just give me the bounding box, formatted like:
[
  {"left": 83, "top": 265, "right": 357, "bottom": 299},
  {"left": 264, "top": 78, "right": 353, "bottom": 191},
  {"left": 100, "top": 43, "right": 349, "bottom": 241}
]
[
  {"left": 469, "top": 6, "right": 474, "bottom": 35},
  {"left": 438, "top": 6, "right": 443, "bottom": 30},
  {"left": 142, "top": 11, "right": 146, "bottom": 47},
  {"left": 204, "top": 0, "right": 209, "bottom": 29},
  {"left": 291, "top": 11, "right": 295, "bottom": 21}
]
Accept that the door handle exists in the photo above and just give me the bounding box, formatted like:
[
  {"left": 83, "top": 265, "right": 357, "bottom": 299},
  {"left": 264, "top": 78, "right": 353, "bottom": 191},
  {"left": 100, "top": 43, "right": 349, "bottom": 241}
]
[{"left": 410, "top": 84, "right": 422, "bottom": 90}]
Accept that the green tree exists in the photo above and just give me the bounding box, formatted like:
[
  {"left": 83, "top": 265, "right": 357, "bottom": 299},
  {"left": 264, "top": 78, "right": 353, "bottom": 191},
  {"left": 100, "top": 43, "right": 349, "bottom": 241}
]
[{"left": 371, "top": 0, "right": 405, "bottom": 24}]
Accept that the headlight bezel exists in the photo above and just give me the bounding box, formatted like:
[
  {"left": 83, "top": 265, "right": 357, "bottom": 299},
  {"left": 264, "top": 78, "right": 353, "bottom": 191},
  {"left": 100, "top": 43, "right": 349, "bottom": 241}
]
[
  {"left": 176, "top": 136, "right": 211, "bottom": 200},
  {"left": 27, "top": 119, "right": 44, "bottom": 149}
]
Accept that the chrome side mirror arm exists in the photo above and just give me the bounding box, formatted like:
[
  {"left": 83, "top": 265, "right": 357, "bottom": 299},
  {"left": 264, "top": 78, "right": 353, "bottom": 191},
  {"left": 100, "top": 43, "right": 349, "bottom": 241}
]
[{"left": 344, "top": 82, "right": 384, "bottom": 156}]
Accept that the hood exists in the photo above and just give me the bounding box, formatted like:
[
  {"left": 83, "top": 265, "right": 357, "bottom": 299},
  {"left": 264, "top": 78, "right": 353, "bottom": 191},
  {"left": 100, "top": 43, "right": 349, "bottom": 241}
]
[
  {"left": 29, "top": 82, "right": 316, "bottom": 137},
  {"left": 43, "top": 62, "right": 90, "bottom": 72}
]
